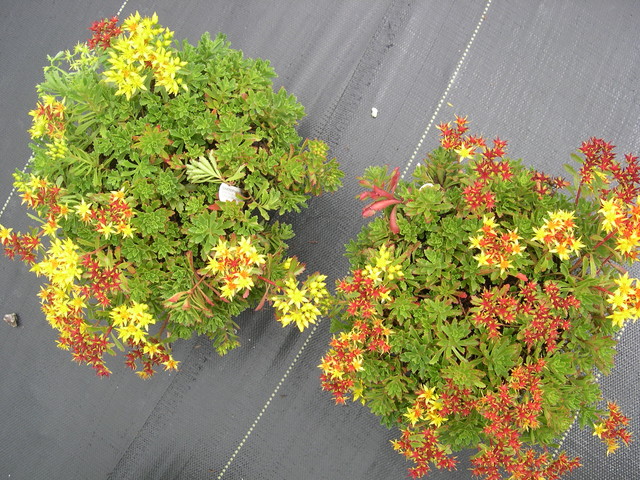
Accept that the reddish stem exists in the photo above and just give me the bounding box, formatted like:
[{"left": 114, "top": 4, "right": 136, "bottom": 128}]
[
  {"left": 257, "top": 275, "right": 278, "bottom": 288},
  {"left": 593, "top": 231, "right": 616, "bottom": 251},
  {"left": 593, "top": 285, "right": 612, "bottom": 295},
  {"left": 574, "top": 182, "right": 583, "bottom": 206},
  {"left": 156, "top": 315, "right": 169, "bottom": 338}
]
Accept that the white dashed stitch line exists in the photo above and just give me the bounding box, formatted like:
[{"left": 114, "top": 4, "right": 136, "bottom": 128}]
[
  {"left": 401, "top": 0, "right": 493, "bottom": 180},
  {"left": 0, "top": 157, "right": 32, "bottom": 219},
  {"left": 117, "top": 0, "right": 130, "bottom": 17},
  {"left": 216, "top": 3, "right": 494, "bottom": 477},
  {"left": 216, "top": 323, "right": 319, "bottom": 479}
]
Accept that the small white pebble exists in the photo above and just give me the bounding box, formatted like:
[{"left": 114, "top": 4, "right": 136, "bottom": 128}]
[
  {"left": 371, "top": 107, "right": 378, "bottom": 118},
  {"left": 420, "top": 183, "right": 435, "bottom": 190}
]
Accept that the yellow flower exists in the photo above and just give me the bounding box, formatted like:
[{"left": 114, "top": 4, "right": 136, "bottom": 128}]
[
  {"left": 454, "top": 143, "right": 475, "bottom": 160},
  {"left": 474, "top": 251, "right": 492, "bottom": 267},
  {"left": 129, "top": 302, "right": 154, "bottom": 329},
  {"left": 614, "top": 273, "right": 634, "bottom": 296},
  {"left": 608, "top": 309, "right": 631, "bottom": 328},
  {"left": 36, "top": 237, "right": 82, "bottom": 289},
  {"left": 234, "top": 270, "right": 255, "bottom": 291},
  {"left": 593, "top": 422, "right": 607, "bottom": 438},
  {"left": 615, "top": 233, "right": 640, "bottom": 255},
  {"left": 481, "top": 215, "right": 497, "bottom": 232},
  {"left": 110, "top": 304, "right": 130, "bottom": 327},
  {"left": 68, "top": 294, "right": 86, "bottom": 312},
  {"left": 403, "top": 406, "right": 424, "bottom": 426},
  {"left": 163, "top": 356, "right": 180, "bottom": 371},
  {"left": 607, "top": 291, "right": 627, "bottom": 309},
  {"left": 533, "top": 210, "right": 583, "bottom": 260},
  {"left": 116, "top": 324, "right": 136, "bottom": 342},
  {"left": 117, "top": 222, "right": 135, "bottom": 238},
  {"left": 0, "top": 225, "right": 13, "bottom": 242},
  {"left": 599, "top": 198, "right": 623, "bottom": 233},
  {"left": 375, "top": 245, "right": 392, "bottom": 269},
  {"left": 387, "top": 263, "right": 403, "bottom": 280},
  {"left": 42, "top": 219, "right": 60, "bottom": 237},
  {"left": 284, "top": 278, "right": 308, "bottom": 308},
  {"left": 96, "top": 222, "right": 116, "bottom": 238},
  {"left": 74, "top": 198, "right": 91, "bottom": 222},
  {"left": 417, "top": 385, "right": 437, "bottom": 403},
  {"left": 469, "top": 234, "right": 483, "bottom": 249},
  {"left": 220, "top": 279, "right": 239, "bottom": 299},
  {"left": 552, "top": 243, "right": 570, "bottom": 261},
  {"left": 363, "top": 265, "right": 383, "bottom": 284},
  {"left": 143, "top": 342, "right": 163, "bottom": 358},
  {"left": 428, "top": 413, "right": 447, "bottom": 428},
  {"left": 122, "top": 11, "right": 143, "bottom": 34}
]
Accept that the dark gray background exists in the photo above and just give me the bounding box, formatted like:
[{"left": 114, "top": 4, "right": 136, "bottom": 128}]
[{"left": 1, "top": 1, "right": 638, "bottom": 479}]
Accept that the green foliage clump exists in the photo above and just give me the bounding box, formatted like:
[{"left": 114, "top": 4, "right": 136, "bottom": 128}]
[
  {"left": 2, "top": 13, "right": 341, "bottom": 377},
  {"left": 321, "top": 118, "right": 634, "bottom": 478}
]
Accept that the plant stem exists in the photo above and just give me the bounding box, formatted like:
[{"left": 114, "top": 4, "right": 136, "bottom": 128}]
[
  {"left": 258, "top": 275, "right": 278, "bottom": 287},
  {"left": 574, "top": 183, "right": 583, "bottom": 206},
  {"left": 156, "top": 315, "right": 169, "bottom": 338},
  {"left": 592, "top": 231, "right": 616, "bottom": 251}
]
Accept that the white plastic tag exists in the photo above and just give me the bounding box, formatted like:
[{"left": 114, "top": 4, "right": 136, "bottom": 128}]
[{"left": 219, "top": 183, "right": 242, "bottom": 202}]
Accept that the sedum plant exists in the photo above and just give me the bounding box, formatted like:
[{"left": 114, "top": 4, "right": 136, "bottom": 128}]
[
  {"left": 320, "top": 116, "right": 633, "bottom": 479},
  {"left": 0, "top": 13, "right": 342, "bottom": 377}
]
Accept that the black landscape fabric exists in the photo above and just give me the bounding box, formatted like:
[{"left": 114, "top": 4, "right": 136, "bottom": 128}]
[{"left": 1, "top": 1, "right": 639, "bottom": 479}]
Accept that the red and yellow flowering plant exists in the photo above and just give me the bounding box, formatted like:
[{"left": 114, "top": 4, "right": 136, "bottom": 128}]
[
  {"left": 1, "top": 13, "right": 341, "bottom": 377},
  {"left": 321, "top": 116, "right": 633, "bottom": 479}
]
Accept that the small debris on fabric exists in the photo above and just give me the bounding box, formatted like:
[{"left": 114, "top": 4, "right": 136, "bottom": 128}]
[
  {"left": 371, "top": 107, "right": 378, "bottom": 118},
  {"left": 3, "top": 313, "right": 18, "bottom": 327}
]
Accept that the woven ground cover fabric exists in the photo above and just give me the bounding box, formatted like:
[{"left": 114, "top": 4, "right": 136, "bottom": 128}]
[{"left": 0, "top": 0, "right": 638, "bottom": 479}]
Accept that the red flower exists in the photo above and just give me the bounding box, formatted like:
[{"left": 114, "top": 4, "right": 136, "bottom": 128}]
[{"left": 88, "top": 16, "right": 122, "bottom": 50}]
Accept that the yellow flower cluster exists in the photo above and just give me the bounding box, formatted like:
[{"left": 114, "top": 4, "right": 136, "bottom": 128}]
[
  {"left": 606, "top": 273, "right": 640, "bottom": 328},
  {"left": 599, "top": 198, "right": 640, "bottom": 257},
  {"left": 403, "top": 385, "right": 447, "bottom": 428},
  {"left": 28, "top": 95, "right": 68, "bottom": 159},
  {"left": 103, "top": 12, "right": 187, "bottom": 99},
  {"left": 30, "top": 237, "right": 82, "bottom": 290},
  {"left": 532, "top": 210, "right": 584, "bottom": 260},
  {"left": 32, "top": 239, "right": 86, "bottom": 336},
  {"left": 109, "top": 301, "right": 179, "bottom": 374},
  {"left": 271, "top": 273, "right": 330, "bottom": 331},
  {"left": 469, "top": 215, "right": 523, "bottom": 273},
  {"left": 74, "top": 190, "right": 136, "bottom": 240},
  {"left": 600, "top": 198, "right": 625, "bottom": 233},
  {"left": 363, "top": 244, "right": 404, "bottom": 285},
  {"left": 28, "top": 95, "right": 66, "bottom": 139},
  {"left": 318, "top": 331, "right": 364, "bottom": 377},
  {"left": 110, "top": 302, "right": 155, "bottom": 342},
  {"left": 204, "top": 237, "right": 266, "bottom": 299},
  {"left": 39, "top": 286, "right": 88, "bottom": 341}
]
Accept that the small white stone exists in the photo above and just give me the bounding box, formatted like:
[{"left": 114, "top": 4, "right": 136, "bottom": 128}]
[
  {"left": 371, "top": 107, "right": 378, "bottom": 118},
  {"left": 3, "top": 313, "right": 18, "bottom": 327},
  {"left": 420, "top": 183, "right": 435, "bottom": 190}
]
